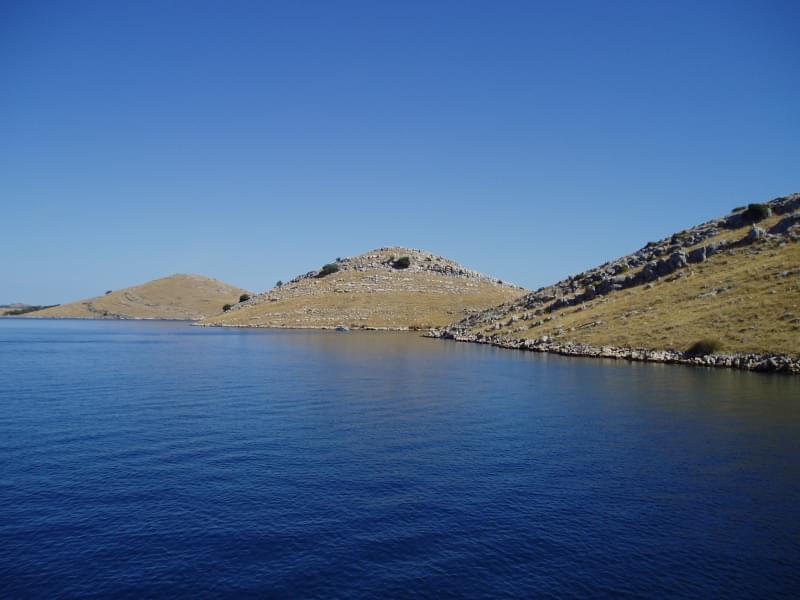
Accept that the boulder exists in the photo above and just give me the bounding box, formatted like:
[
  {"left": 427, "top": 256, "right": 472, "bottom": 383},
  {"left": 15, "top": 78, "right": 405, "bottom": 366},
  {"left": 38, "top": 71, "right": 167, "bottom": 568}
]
[
  {"left": 687, "top": 246, "right": 706, "bottom": 263},
  {"left": 772, "top": 194, "right": 800, "bottom": 215},
  {"left": 640, "top": 262, "right": 659, "bottom": 283},
  {"left": 769, "top": 214, "right": 800, "bottom": 235},
  {"left": 745, "top": 225, "right": 766, "bottom": 243},
  {"left": 705, "top": 241, "right": 723, "bottom": 258},
  {"left": 597, "top": 278, "right": 614, "bottom": 294},
  {"left": 668, "top": 250, "right": 688, "bottom": 270}
]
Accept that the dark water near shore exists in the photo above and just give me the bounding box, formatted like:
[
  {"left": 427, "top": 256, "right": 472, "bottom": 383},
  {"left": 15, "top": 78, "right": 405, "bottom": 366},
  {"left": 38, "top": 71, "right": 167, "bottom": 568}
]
[{"left": 1, "top": 319, "right": 799, "bottom": 598}]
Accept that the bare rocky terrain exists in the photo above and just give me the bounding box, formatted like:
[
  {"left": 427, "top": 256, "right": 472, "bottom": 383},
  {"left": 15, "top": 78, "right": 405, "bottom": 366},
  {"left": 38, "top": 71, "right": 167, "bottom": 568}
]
[
  {"left": 428, "top": 194, "right": 800, "bottom": 373},
  {"left": 201, "top": 247, "right": 525, "bottom": 330}
]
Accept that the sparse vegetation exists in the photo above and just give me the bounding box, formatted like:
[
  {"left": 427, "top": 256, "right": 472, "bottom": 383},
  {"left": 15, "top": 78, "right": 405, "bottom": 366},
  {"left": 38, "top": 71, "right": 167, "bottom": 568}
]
[
  {"left": 200, "top": 247, "right": 525, "bottom": 329},
  {"left": 317, "top": 263, "right": 340, "bottom": 278},
  {"left": 20, "top": 274, "right": 248, "bottom": 320},
  {"left": 105, "top": 290, "right": 112, "bottom": 295},
  {"left": 223, "top": 303, "right": 232, "bottom": 312},
  {"left": 685, "top": 339, "right": 722, "bottom": 357},
  {"left": 239, "top": 294, "right": 251, "bottom": 302},
  {"left": 452, "top": 229, "right": 799, "bottom": 356},
  {"left": 393, "top": 256, "right": 411, "bottom": 269},
  {"left": 276, "top": 280, "right": 283, "bottom": 288}
]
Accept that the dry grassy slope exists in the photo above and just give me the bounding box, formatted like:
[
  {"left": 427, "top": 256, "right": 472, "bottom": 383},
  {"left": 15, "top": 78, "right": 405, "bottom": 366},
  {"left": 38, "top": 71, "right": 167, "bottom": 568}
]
[
  {"left": 0, "top": 305, "right": 27, "bottom": 315},
  {"left": 25, "top": 274, "right": 248, "bottom": 320},
  {"left": 454, "top": 205, "right": 800, "bottom": 356},
  {"left": 201, "top": 247, "right": 525, "bottom": 329}
]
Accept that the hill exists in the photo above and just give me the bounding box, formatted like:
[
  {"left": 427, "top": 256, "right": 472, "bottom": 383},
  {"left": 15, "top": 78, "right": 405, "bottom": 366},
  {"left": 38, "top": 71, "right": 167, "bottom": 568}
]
[
  {"left": 1, "top": 304, "right": 58, "bottom": 316},
  {"left": 200, "top": 247, "right": 526, "bottom": 330},
  {"left": 23, "top": 274, "right": 248, "bottom": 321},
  {"left": 1, "top": 304, "right": 31, "bottom": 315},
  {"left": 428, "top": 194, "right": 800, "bottom": 373}
]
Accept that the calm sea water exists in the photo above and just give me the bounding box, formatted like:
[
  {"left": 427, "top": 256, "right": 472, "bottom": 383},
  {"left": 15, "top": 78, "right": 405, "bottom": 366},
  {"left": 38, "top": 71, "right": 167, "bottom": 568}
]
[{"left": 1, "top": 319, "right": 799, "bottom": 598}]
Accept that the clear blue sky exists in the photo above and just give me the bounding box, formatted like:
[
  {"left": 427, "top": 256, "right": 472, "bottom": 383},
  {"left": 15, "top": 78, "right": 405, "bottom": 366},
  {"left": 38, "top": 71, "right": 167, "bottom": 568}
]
[{"left": 2, "top": 0, "right": 798, "bottom": 304}]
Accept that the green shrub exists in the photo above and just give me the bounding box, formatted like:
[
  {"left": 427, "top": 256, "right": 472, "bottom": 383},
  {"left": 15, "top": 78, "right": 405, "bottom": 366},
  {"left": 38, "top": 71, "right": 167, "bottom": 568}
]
[
  {"left": 317, "top": 263, "right": 340, "bottom": 278},
  {"left": 105, "top": 290, "right": 112, "bottom": 295},
  {"left": 742, "top": 203, "right": 770, "bottom": 223},
  {"left": 685, "top": 339, "right": 721, "bottom": 357},
  {"left": 275, "top": 280, "right": 283, "bottom": 288},
  {"left": 393, "top": 256, "right": 411, "bottom": 269},
  {"left": 732, "top": 205, "right": 745, "bottom": 212},
  {"left": 222, "top": 303, "right": 232, "bottom": 312},
  {"left": 239, "top": 294, "right": 251, "bottom": 302}
]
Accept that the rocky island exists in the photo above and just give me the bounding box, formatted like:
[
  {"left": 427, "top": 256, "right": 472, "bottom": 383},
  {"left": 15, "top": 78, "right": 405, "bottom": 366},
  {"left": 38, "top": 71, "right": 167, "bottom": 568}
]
[
  {"left": 200, "top": 247, "right": 526, "bottom": 330},
  {"left": 22, "top": 274, "right": 249, "bottom": 321},
  {"left": 427, "top": 193, "right": 800, "bottom": 373}
]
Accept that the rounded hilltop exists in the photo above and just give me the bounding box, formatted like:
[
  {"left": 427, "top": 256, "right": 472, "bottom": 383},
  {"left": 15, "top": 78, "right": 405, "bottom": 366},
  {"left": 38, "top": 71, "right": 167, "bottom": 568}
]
[
  {"left": 202, "top": 247, "right": 526, "bottom": 330},
  {"left": 284, "top": 247, "right": 513, "bottom": 284},
  {"left": 23, "top": 273, "right": 249, "bottom": 321}
]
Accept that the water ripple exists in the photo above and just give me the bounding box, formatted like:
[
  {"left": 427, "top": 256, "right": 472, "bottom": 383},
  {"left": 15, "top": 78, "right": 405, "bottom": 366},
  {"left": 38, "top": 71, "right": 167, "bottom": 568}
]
[{"left": 1, "top": 321, "right": 799, "bottom": 598}]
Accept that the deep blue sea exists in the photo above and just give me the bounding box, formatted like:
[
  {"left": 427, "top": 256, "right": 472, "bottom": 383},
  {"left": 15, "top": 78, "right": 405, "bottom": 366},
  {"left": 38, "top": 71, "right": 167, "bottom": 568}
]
[{"left": 1, "top": 319, "right": 799, "bottom": 598}]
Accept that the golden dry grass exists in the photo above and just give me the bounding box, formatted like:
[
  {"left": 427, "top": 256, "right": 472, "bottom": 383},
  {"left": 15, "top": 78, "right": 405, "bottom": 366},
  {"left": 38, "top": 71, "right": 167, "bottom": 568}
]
[
  {"left": 202, "top": 269, "right": 524, "bottom": 329},
  {"left": 26, "top": 274, "right": 248, "bottom": 320},
  {"left": 472, "top": 234, "right": 800, "bottom": 356}
]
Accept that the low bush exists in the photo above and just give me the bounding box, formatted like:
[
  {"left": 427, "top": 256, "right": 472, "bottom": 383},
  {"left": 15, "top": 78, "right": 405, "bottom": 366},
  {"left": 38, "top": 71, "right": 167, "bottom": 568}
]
[
  {"left": 222, "top": 303, "right": 232, "bottom": 312},
  {"left": 317, "top": 263, "right": 340, "bottom": 278},
  {"left": 392, "top": 256, "right": 411, "bottom": 269},
  {"left": 239, "top": 294, "right": 251, "bottom": 302},
  {"left": 275, "top": 280, "right": 283, "bottom": 288},
  {"left": 685, "top": 339, "right": 721, "bottom": 357},
  {"left": 742, "top": 203, "right": 770, "bottom": 223}
]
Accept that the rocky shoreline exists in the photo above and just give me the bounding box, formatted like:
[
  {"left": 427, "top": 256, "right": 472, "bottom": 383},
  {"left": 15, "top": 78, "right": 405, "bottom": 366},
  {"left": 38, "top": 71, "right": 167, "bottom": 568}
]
[
  {"left": 195, "top": 322, "right": 416, "bottom": 331},
  {"left": 424, "top": 329, "right": 800, "bottom": 374}
]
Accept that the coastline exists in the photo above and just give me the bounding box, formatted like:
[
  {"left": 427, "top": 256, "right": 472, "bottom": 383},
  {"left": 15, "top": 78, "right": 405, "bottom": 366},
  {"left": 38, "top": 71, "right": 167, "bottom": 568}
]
[
  {"left": 6, "top": 315, "right": 797, "bottom": 374},
  {"left": 193, "top": 322, "right": 417, "bottom": 331},
  {"left": 12, "top": 315, "right": 197, "bottom": 321},
  {"left": 424, "top": 329, "right": 800, "bottom": 374}
]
